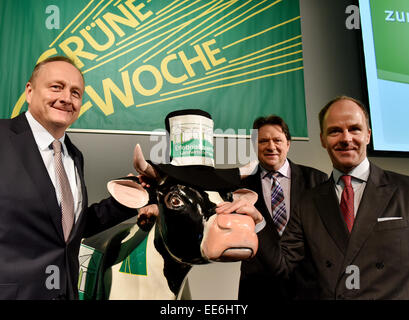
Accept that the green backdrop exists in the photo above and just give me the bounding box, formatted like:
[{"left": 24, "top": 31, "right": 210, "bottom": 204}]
[{"left": 0, "top": 0, "right": 307, "bottom": 137}]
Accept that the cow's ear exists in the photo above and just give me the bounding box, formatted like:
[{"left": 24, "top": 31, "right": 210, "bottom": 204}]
[
  {"left": 107, "top": 178, "right": 149, "bottom": 208},
  {"left": 232, "top": 188, "right": 258, "bottom": 205}
]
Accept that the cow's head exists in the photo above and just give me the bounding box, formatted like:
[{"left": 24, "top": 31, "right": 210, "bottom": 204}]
[{"left": 107, "top": 145, "right": 259, "bottom": 265}]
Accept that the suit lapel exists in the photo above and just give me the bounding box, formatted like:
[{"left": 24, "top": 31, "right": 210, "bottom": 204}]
[
  {"left": 314, "top": 179, "right": 350, "bottom": 255},
  {"left": 65, "top": 135, "right": 87, "bottom": 241},
  {"left": 342, "top": 163, "right": 397, "bottom": 268},
  {"left": 9, "top": 114, "right": 64, "bottom": 241},
  {"left": 243, "top": 167, "right": 273, "bottom": 224},
  {"left": 289, "top": 161, "right": 305, "bottom": 212},
  {"left": 255, "top": 168, "right": 275, "bottom": 225},
  {"left": 65, "top": 135, "right": 86, "bottom": 207}
]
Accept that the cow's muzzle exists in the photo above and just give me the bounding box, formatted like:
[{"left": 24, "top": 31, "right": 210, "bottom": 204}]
[{"left": 200, "top": 213, "right": 258, "bottom": 262}]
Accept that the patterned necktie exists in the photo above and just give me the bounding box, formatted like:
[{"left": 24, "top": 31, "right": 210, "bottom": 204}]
[
  {"left": 340, "top": 175, "right": 354, "bottom": 232},
  {"left": 271, "top": 173, "right": 287, "bottom": 233},
  {"left": 52, "top": 140, "right": 74, "bottom": 242}
]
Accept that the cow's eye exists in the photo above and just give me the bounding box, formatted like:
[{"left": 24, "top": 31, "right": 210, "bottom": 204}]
[
  {"left": 171, "top": 196, "right": 182, "bottom": 207},
  {"left": 165, "top": 194, "right": 184, "bottom": 209}
]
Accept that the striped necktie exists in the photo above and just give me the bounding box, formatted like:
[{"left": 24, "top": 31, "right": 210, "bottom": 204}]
[
  {"left": 340, "top": 175, "right": 354, "bottom": 232},
  {"left": 271, "top": 173, "right": 287, "bottom": 233},
  {"left": 52, "top": 140, "right": 74, "bottom": 242}
]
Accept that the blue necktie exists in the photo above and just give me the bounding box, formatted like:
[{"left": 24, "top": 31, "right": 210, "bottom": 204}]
[{"left": 271, "top": 173, "right": 287, "bottom": 233}]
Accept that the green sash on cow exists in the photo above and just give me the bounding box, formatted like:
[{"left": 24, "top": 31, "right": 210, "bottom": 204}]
[{"left": 78, "top": 217, "right": 191, "bottom": 300}]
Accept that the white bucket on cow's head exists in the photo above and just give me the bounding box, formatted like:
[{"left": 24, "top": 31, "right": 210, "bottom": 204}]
[{"left": 167, "top": 111, "right": 215, "bottom": 167}]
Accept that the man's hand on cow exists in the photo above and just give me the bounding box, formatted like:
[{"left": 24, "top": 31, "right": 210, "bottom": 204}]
[
  {"left": 124, "top": 172, "right": 151, "bottom": 188},
  {"left": 215, "top": 199, "right": 263, "bottom": 225},
  {"left": 136, "top": 204, "right": 159, "bottom": 231},
  {"left": 136, "top": 174, "right": 153, "bottom": 188}
]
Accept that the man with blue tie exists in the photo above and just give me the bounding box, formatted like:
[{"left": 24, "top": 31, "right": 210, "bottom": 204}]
[
  {"left": 253, "top": 96, "right": 409, "bottom": 299},
  {"left": 239, "top": 115, "right": 327, "bottom": 300}
]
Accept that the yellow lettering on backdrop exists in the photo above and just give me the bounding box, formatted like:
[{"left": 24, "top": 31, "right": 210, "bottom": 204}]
[
  {"left": 161, "top": 54, "right": 188, "bottom": 84},
  {"left": 132, "top": 65, "right": 163, "bottom": 96},
  {"left": 12, "top": 5, "right": 235, "bottom": 120},
  {"left": 103, "top": 4, "right": 141, "bottom": 37},
  {"left": 124, "top": 0, "right": 153, "bottom": 21},
  {"left": 79, "top": 101, "right": 93, "bottom": 118},
  {"left": 85, "top": 71, "right": 134, "bottom": 115},
  {"left": 178, "top": 44, "right": 211, "bottom": 78},
  {"left": 80, "top": 19, "right": 115, "bottom": 51},
  {"left": 59, "top": 36, "right": 98, "bottom": 68},
  {"left": 81, "top": 39, "right": 226, "bottom": 114},
  {"left": 202, "top": 39, "right": 226, "bottom": 67}
]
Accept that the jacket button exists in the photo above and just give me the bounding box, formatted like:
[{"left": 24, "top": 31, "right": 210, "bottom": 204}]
[
  {"left": 326, "top": 260, "right": 332, "bottom": 268},
  {"left": 375, "top": 262, "right": 384, "bottom": 269}
]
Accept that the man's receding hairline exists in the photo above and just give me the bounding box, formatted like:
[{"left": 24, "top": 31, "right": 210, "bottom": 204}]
[
  {"left": 319, "top": 96, "right": 370, "bottom": 133},
  {"left": 29, "top": 56, "right": 84, "bottom": 86},
  {"left": 29, "top": 60, "right": 84, "bottom": 87}
]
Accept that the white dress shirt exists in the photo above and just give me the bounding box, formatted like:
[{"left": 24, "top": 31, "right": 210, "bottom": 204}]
[
  {"left": 332, "top": 157, "right": 370, "bottom": 218},
  {"left": 25, "top": 111, "right": 82, "bottom": 222}
]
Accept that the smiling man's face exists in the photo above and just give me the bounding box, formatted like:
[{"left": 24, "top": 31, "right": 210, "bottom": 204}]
[
  {"left": 320, "top": 99, "right": 371, "bottom": 173},
  {"left": 257, "top": 124, "right": 290, "bottom": 172},
  {"left": 25, "top": 60, "right": 84, "bottom": 139}
]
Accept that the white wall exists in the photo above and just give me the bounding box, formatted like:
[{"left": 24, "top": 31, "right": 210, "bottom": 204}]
[{"left": 70, "top": 0, "right": 409, "bottom": 300}]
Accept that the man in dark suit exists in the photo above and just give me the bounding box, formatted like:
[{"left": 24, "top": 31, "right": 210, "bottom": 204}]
[
  {"left": 0, "top": 56, "right": 138, "bottom": 299},
  {"left": 239, "top": 115, "right": 327, "bottom": 300},
  {"left": 254, "top": 96, "right": 409, "bottom": 299}
]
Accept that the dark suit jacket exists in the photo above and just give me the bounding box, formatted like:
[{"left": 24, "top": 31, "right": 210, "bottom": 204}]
[
  {"left": 0, "top": 113, "right": 137, "bottom": 300},
  {"left": 239, "top": 160, "right": 327, "bottom": 300},
  {"left": 257, "top": 162, "right": 409, "bottom": 299}
]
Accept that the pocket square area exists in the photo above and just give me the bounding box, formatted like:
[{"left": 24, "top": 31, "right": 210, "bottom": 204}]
[{"left": 377, "top": 217, "right": 403, "bottom": 222}]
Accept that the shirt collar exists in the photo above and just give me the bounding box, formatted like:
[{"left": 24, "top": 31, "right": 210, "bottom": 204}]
[
  {"left": 332, "top": 157, "right": 370, "bottom": 185},
  {"left": 260, "top": 158, "right": 290, "bottom": 179},
  {"left": 25, "top": 111, "right": 67, "bottom": 154}
]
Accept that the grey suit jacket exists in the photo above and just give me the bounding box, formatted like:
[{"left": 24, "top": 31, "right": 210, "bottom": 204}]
[
  {"left": 258, "top": 162, "right": 409, "bottom": 299},
  {"left": 239, "top": 160, "right": 327, "bottom": 300},
  {"left": 0, "top": 113, "right": 137, "bottom": 299}
]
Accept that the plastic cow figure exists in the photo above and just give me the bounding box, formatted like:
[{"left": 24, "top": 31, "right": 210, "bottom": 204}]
[{"left": 78, "top": 145, "right": 260, "bottom": 299}]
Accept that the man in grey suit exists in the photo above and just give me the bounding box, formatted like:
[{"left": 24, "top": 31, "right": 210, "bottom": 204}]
[
  {"left": 0, "top": 56, "right": 138, "bottom": 299},
  {"left": 247, "top": 96, "right": 409, "bottom": 299},
  {"left": 238, "top": 115, "right": 327, "bottom": 300}
]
